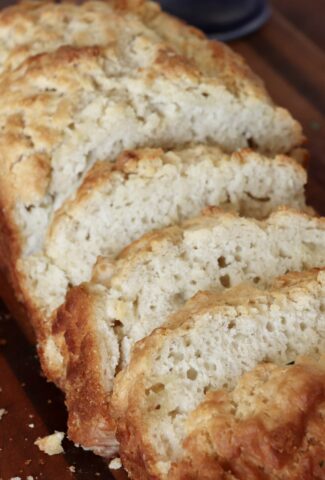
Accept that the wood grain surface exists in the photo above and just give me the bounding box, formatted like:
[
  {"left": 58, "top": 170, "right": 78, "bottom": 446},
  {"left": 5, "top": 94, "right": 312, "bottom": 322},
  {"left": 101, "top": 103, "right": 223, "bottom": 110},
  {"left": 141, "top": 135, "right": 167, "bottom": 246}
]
[{"left": 0, "top": 1, "right": 324, "bottom": 479}]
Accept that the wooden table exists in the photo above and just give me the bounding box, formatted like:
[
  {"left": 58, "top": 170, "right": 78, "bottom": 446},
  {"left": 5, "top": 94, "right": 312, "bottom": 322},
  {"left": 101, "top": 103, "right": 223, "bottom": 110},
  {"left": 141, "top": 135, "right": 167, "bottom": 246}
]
[{"left": 0, "top": 1, "right": 324, "bottom": 479}]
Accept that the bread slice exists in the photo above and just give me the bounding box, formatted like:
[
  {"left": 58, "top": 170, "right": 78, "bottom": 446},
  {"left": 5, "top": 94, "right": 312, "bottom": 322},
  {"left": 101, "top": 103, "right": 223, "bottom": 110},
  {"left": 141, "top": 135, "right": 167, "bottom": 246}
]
[
  {"left": 52, "top": 209, "right": 325, "bottom": 453},
  {"left": 111, "top": 270, "right": 325, "bottom": 479},
  {"left": 18, "top": 145, "right": 307, "bottom": 322},
  {"left": 169, "top": 357, "right": 325, "bottom": 480},
  {"left": 0, "top": 3, "right": 302, "bottom": 268}
]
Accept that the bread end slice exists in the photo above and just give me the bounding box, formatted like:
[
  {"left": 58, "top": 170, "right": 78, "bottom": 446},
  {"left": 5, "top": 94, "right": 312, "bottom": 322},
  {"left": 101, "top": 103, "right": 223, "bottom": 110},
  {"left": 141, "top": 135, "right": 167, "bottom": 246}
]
[
  {"left": 112, "top": 269, "right": 325, "bottom": 479},
  {"left": 170, "top": 356, "right": 325, "bottom": 480}
]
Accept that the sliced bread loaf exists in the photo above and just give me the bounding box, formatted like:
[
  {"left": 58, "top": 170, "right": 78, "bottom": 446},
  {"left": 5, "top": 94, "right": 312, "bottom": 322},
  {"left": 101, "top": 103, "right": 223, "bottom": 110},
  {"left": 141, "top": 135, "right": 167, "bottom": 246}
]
[
  {"left": 112, "top": 270, "right": 325, "bottom": 479},
  {"left": 18, "top": 145, "right": 307, "bottom": 321},
  {"left": 52, "top": 209, "right": 325, "bottom": 453},
  {"left": 0, "top": 13, "right": 302, "bottom": 265}
]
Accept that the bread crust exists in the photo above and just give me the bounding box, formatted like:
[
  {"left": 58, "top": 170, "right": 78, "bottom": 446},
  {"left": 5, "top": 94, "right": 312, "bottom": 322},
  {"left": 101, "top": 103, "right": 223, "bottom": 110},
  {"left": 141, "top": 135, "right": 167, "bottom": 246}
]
[
  {"left": 112, "top": 269, "right": 325, "bottom": 479},
  {"left": 51, "top": 283, "right": 118, "bottom": 456},
  {"left": 0, "top": 0, "right": 308, "bottom": 469},
  {"left": 170, "top": 358, "right": 325, "bottom": 480}
]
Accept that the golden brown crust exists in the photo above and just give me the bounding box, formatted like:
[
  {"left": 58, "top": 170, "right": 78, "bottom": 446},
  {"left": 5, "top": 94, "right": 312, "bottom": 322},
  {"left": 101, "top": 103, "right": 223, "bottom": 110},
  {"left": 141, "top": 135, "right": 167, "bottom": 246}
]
[
  {"left": 0, "top": 0, "right": 272, "bottom": 101},
  {"left": 137, "top": 0, "right": 268, "bottom": 100},
  {"left": 170, "top": 358, "right": 325, "bottom": 480},
  {"left": 51, "top": 284, "right": 117, "bottom": 454},
  {"left": 117, "top": 357, "right": 325, "bottom": 480},
  {"left": 0, "top": 0, "right": 272, "bottom": 104},
  {"left": 0, "top": 0, "right": 141, "bottom": 71}
]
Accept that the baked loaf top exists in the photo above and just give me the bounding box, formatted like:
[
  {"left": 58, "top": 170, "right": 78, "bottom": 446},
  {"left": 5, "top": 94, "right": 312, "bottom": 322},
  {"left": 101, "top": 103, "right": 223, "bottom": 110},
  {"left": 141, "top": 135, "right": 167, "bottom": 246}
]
[
  {"left": 0, "top": 0, "right": 303, "bottom": 261},
  {"left": 51, "top": 208, "right": 325, "bottom": 454},
  {"left": 0, "top": 0, "right": 273, "bottom": 94},
  {"left": 18, "top": 145, "right": 307, "bottom": 329},
  {"left": 170, "top": 357, "right": 325, "bottom": 480},
  {"left": 112, "top": 269, "right": 325, "bottom": 479},
  {"left": 0, "top": 0, "right": 142, "bottom": 72}
]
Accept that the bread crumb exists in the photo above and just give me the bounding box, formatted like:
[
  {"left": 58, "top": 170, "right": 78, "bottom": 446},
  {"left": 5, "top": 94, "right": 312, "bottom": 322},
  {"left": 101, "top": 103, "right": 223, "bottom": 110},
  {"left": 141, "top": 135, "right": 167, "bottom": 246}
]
[
  {"left": 35, "top": 431, "right": 65, "bottom": 455},
  {"left": 69, "top": 466, "right": 75, "bottom": 473},
  {"left": 27, "top": 477, "right": 34, "bottom": 480},
  {"left": 28, "top": 423, "right": 34, "bottom": 428},
  {"left": 109, "top": 458, "right": 122, "bottom": 470},
  {"left": 0, "top": 409, "right": 7, "bottom": 420}
]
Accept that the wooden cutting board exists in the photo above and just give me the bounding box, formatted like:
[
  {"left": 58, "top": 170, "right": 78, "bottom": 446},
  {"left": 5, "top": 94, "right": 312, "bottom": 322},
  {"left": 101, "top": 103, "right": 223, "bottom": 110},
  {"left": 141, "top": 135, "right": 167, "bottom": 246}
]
[{"left": 0, "top": 1, "right": 324, "bottom": 478}]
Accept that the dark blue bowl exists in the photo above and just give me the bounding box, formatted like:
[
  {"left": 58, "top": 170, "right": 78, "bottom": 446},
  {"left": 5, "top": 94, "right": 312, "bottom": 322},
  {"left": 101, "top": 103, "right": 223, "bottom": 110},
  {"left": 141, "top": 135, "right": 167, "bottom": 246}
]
[{"left": 157, "top": 0, "right": 271, "bottom": 41}]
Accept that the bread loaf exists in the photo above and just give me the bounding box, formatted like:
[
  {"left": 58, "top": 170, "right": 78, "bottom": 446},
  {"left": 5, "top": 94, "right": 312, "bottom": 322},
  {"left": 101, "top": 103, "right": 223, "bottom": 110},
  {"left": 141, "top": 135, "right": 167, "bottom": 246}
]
[
  {"left": 0, "top": 2, "right": 302, "bottom": 269},
  {"left": 53, "top": 209, "right": 325, "bottom": 454},
  {"left": 0, "top": 1, "right": 314, "bottom": 472},
  {"left": 112, "top": 270, "right": 325, "bottom": 479}
]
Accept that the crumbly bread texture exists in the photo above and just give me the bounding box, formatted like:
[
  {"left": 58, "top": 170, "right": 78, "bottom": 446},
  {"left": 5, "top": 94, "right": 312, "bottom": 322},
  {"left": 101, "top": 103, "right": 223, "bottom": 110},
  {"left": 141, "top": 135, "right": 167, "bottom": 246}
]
[
  {"left": 112, "top": 270, "right": 325, "bottom": 479},
  {"left": 18, "top": 145, "right": 307, "bottom": 324},
  {"left": 53, "top": 209, "right": 325, "bottom": 453},
  {"left": 169, "top": 357, "right": 325, "bottom": 480},
  {"left": 0, "top": 0, "right": 303, "bottom": 266}
]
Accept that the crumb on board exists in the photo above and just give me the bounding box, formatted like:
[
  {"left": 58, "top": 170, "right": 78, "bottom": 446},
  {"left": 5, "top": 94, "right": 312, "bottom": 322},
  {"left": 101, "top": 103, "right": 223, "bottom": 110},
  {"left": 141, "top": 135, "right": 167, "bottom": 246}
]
[
  {"left": 0, "top": 408, "right": 7, "bottom": 420},
  {"left": 69, "top": 466, "right": 76, "bottom": 473},
  {"left": 28, "top": 423, "right": 34, "bottom": 428},
  {"left": 109, "top": 458, "right": 122, "bottom": 470},
  {"left": 27, "top": 477, "right": 34, "bottom": 480},
  {"left": 34, "top": 431, "right": 65, "bottom": 455}
]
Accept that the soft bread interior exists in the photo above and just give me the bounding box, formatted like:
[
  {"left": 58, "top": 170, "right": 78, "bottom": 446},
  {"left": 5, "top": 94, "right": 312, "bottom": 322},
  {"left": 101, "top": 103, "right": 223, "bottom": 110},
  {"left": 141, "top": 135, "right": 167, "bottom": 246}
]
[{"left": 19, "top": 146, "right": 307, "bottom": 320}]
